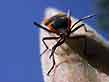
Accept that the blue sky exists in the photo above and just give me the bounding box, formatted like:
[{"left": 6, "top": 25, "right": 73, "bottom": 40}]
[{"left": 0, "top": 0, "right": 108, "bottom": 82}]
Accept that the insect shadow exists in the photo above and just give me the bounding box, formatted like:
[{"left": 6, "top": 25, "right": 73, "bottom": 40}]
[{"left": 66, "top": 35, "right": 109, "bottom": 75}]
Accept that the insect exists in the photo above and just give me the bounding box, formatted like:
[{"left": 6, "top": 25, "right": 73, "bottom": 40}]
[{"left": 33, "top": 10, "right": 96, "bottom": 76}]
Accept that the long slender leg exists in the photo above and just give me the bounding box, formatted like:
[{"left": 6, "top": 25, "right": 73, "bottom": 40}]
[
  {"left": 71, "top": 24, "right": 94, "bottom": 34},
  {"left": 33, "top": 22, "right": 54, "bottom": 33},
  {"left": 47, "top": 38, "right": 65, "bottom": 76},
  {"left": 47, "top": 54, "right": 55, "bottom": 76},
  {"left": 49, "top": 38, "right": 65, "bottom": 59},
  {"left": 41, "top": 36, "right": 60, "bottom": 56},
  {"left": 71, "top": 24, "right": 91, "bottom": 35},
  {"left": 71, "top": 24, "right": 85, "bottom": 33},
  {"left": 70, "top": 14, "right": 96, "bottom": 30}
]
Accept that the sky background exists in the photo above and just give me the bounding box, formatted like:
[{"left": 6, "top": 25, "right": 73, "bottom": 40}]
[{"left": 0, "top": 0, "right": 108, "bottom": 82}]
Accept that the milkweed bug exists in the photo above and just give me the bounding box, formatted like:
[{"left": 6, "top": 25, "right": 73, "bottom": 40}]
[{"left": 33, "top": 10, "right": 96, "bottom": 76}]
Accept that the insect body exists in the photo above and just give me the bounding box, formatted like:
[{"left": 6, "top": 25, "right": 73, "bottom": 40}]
[
  {"left": 43, "top": 13, "right": 71, "bottom": 35},
  {"left": 34, "top": 10, "right": 95, "bottom": 76}
]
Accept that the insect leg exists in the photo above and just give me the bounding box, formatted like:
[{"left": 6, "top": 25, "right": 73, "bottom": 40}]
[
  {"left": 49, "top": 38, "right": 65, "bottom": 59},
  {"left": 41, "top": 36, "right": 60, "bottom": 56},
  {"left": 47, "top": 38, "right": 65, "bottom": 76},
  {"left": 70, "top": 14, "right": 96, "bottom": 30},
  {"left": 47, "top": 54, "right": 55, "bottom": 76},
  {"left": 33, "top": 22, "right": 54, "bottom": 33},
  {"left": 71, "top": 24, "right": 85, "bottom": 33},
  {"left": 71, "top": 23, "right": 94, "bottom": 34}
]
